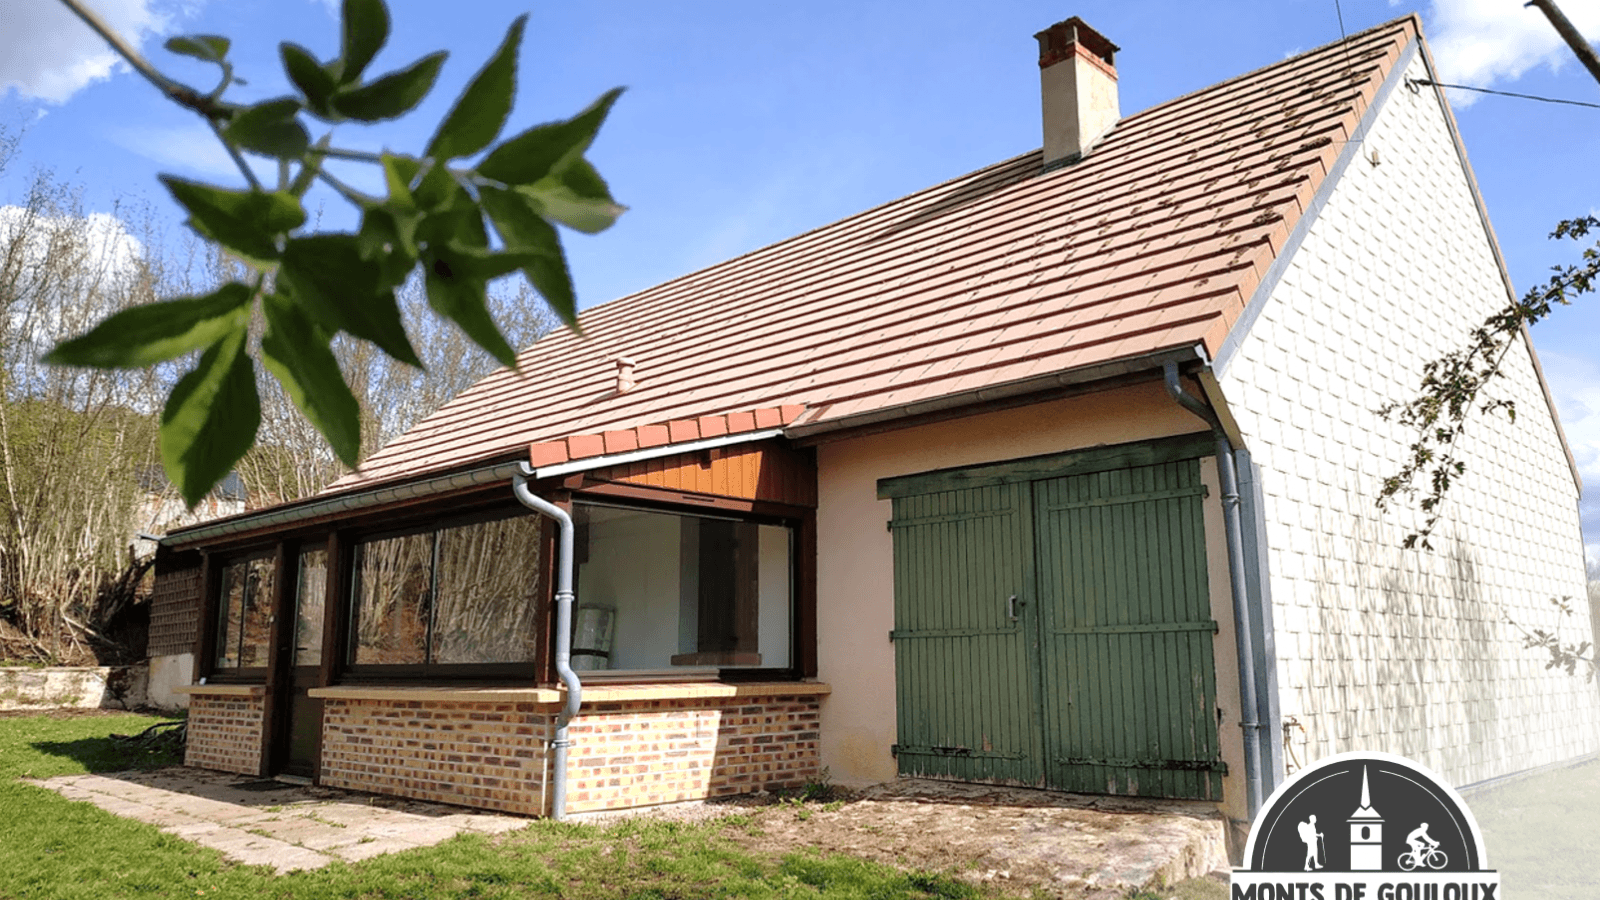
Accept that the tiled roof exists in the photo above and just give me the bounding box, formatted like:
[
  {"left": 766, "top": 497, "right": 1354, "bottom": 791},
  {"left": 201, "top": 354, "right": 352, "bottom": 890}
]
[
  {"left": 526, "top": 405, "right": 807, "bottom": 468},
  {"left": 330, "top": 16, "right": 1417, "bottom": 493}
]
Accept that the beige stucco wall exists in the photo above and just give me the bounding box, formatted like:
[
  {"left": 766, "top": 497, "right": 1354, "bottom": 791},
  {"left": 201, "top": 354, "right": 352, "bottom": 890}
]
[
  {"left": 813, "top": 381, "right": 1249, "bottom": 820},
  {"left": 1216, "top": 51, "right": 1600, "bottom": 787},
  {"left": 146, "top": 652, "right": 194, "bottom": 710}
]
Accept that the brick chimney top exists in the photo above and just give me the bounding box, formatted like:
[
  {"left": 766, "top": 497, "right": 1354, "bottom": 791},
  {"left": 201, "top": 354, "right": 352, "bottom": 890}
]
[
  {"left": 1035, "top": 16, "right": 1119, "bottom": 70},
  {"left": 1034, "top": 16, "right": 1121, "bottom": 168}
]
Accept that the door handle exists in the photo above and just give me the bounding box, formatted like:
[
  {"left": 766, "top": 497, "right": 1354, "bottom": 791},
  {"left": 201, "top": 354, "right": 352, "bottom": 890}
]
[{"left": 1007, "top": 594, "right": 1019, "bottom": 622}]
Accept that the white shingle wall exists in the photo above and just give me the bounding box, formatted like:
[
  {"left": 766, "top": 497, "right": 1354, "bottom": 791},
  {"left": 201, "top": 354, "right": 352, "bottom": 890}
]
[{"left": 1219, "top": 52, "right": 1600, "bottom": 789}]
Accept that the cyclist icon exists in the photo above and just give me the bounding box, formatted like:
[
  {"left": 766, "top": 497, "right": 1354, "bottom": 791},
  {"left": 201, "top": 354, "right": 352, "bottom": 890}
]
[{"left": 1399, "top": 822, "right": 1448, "bottom": 871}]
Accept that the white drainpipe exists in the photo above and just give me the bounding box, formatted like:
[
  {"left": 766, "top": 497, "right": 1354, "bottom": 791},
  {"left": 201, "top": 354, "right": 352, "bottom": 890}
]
[{"left": 512, "top": 464, "right": 582, "bottom": 821}]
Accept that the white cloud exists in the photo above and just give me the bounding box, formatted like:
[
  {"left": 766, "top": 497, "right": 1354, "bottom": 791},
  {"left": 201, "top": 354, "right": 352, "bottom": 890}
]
[
  {"left": 1537, "top": 350, "right": 1600, "bottom": 572},
  {"left": 0, "top": 0, "right": 177, "bottom": 104},
  {"left": 0, "top": 204, "right": 148, "bottom": 353},
  {"left": 1425, "top": 0, "right": 1600, "bottom": 106}
]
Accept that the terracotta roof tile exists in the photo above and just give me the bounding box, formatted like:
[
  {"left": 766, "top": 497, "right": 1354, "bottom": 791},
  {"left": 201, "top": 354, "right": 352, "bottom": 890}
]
[{"left": 327, "top": 17, "right": 1418, "bottom": 492}]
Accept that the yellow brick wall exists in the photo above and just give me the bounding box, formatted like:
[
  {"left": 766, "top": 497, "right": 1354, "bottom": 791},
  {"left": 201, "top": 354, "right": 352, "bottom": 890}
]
[
  {"left": 320, "top": 700, "right": 553, "bottom": 815},
  {"left": 185, "top": 694, "right": 265, "bottom": 776},
  {"left": 565, "top": 695, "right": 822, "bottom": 813},
  {"left": 314, "top": 693, "right": 823, "bottom": 816}
]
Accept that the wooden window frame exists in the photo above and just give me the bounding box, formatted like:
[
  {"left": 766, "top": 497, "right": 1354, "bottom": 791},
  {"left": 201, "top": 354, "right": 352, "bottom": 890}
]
[
  {"left": 566, "top": 479, "right": 817, "bottom": 683},
  {"left": 339, "top": 505, "right": 551, "bottom": 684}
]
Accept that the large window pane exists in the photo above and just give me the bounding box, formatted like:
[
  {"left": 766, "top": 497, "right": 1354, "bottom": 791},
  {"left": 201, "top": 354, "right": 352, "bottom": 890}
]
[
  {"left": 347, "top": 513, "right": 544, "bottom": 670},
  {"left": 214, "top": 556, "right": 275, "bottom": 670},
  {"left": 433, "top": 516, "right": 543, "bottom": 664},
  {"left": 350, "top": 532, "right": 433, "bottom": 665},
  {"left": 575, "top": 504, "right": 792, "bottom": 671},
  {"left": 293, "top": 548, "right": 327, "bottom": 667}
]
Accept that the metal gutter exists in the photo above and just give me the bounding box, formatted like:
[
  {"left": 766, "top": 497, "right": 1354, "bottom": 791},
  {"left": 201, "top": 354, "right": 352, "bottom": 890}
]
[
  {"left": 1164, "top": 360, "right": 1265, "bottom": 819},
  {"left": 160, "top": 458, "right": 528, "bottom": 547},
  {"left": 786, "top": 346, "right": 1206, "bottom": 441},
  {"left": 533, "top": 429, "right": 785, "bottom": 480}
]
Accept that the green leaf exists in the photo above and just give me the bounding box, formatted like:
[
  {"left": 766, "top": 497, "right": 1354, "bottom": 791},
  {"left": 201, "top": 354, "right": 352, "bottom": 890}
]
[
  {"left": 357, "top": 207, "right": 420, "bottom": 286},
  {"left": 425, "top": 15, "right": 526, "bottom": 161},
  {"left": 476, "top": 88, "right": 623, "bottom": 186},
  {"left": 165, "top": 34, "right": 230, "bottom": 63},
  {"left": 330, "top": 51, "right": 446, "bottom": 122},
  {"left": 479, "top": 186, "right": 577, "bottom": 325},
  {"left": 45, "top": 283, "right": 254, "bottom": 368},
  {"left": 159, "top": 177, "right": 306, "bottom": 264},
  {"left": 222, "top": 97, "right": 309, "bottom": 159},
  {"left": 161, "top": 328, "right": 260, "bottom": 508},
  {"left": 281, "top": 42, "right": 337, "bottom": 115},
  {"left": 423, "top": 248, "right": 518, "bottom": 368},
  {"left": 278, "top": 235, "right": 422, "bottom": 367},
  {"left": 260, "top": 291, "right": 361, "bottom": 466},
  {"left": 339, "top": 0, "right": 390, "bottom": 84},
  {"left": 518, "top": 158, "right": 625, "bottom": 234}
]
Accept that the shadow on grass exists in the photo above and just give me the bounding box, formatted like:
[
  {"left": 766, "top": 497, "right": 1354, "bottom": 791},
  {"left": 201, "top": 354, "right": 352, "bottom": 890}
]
[{"left": 30, "top": 734, "right": 184, "bottom": 775}]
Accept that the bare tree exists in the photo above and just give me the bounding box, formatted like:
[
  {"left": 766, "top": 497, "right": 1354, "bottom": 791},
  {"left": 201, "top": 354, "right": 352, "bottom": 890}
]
[{"left": 0, "top": 164, "right": 174, "bottom": 662}]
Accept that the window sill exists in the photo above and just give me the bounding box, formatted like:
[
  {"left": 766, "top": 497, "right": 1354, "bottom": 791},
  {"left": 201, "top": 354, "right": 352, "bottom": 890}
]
[
  {"left": 307, "top": 681, "right": 831, "bottom": 705},
  {"left": 176, "top": 683, "right": 266, "bottom": 697}
]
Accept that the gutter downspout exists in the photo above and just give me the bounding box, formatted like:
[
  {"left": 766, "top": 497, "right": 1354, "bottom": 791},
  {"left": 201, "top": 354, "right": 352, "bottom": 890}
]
[
  {"left": 513, "top": 464, "right": 581, "bottom": 821},
  {"left": 1164, "top": 361, "right": 1264, "bottom": 819}
]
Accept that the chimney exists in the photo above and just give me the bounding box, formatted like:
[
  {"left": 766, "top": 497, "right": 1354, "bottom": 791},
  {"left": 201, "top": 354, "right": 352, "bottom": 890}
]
[
  {"left": 615, "top": 357, "right": 636, "bottom": 394},
  {"left": 1035, "top": 17, "right": 1120, "bottom": 168}
]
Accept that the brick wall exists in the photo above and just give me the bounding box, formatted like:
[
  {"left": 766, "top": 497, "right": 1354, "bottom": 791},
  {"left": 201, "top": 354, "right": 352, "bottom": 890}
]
[
  {"left": 320, "top": 700, "right": 554, "bottom": 815},
  {"left": 185, "top": 692, "right": 265, "bottom": 776},
  {"left": 565, "top": 694, "right": 822, "bottom": 813},
  {"left": 1217, "top": 50, "right": 1600, "bottom": 787},
  {"left": 312, "top": 691, "right": 823, "bottom": 816},
  {"left": 148, "top": 557, "right": 202, "bottom": 658}
]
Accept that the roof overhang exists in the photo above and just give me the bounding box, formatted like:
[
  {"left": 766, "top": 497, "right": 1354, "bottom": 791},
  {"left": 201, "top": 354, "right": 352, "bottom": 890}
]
[{"left": 786, "top": 344, "right": 1208, "bottom": 443}]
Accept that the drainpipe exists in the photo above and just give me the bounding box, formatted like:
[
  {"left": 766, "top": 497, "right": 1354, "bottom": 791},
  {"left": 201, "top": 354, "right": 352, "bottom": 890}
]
[
  {"left": 512, "top": 464, "right": 581, "bottom": 821},
  {"left": 1163, "top": 361, "right": 1264, "bottom": 820}
]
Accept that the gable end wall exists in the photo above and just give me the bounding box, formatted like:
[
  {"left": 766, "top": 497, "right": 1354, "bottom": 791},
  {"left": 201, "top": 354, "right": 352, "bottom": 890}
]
[{"left": 1217, "top": 50, "right": 1600, "bottom": 788}]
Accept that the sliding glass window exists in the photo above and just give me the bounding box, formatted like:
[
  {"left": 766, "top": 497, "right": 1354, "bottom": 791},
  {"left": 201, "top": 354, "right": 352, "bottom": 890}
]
[
  {"left": 573, "top": 503, "right": 794, "bottom": 674},
  {"left": 348, "top": 512, "right": 544, "bottom": 676},
  {"left": 213, "top": 553, "right": 275, "bottom": 673}
]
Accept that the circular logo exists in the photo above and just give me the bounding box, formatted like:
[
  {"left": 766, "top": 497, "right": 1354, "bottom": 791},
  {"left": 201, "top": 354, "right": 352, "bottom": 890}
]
[{"left": 1234, "top": 752, "right": 1499, "bottom": 898}]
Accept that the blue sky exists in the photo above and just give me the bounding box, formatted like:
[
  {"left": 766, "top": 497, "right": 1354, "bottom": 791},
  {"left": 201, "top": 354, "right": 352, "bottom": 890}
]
[{"left": 3, "top": 0, "right": 1599, "bottom": 561}]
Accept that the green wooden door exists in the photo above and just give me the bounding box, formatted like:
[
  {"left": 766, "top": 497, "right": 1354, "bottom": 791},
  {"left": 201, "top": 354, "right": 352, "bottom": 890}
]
[
  {"left": 885, "top": 438, "right": 1222, "bottom": 800},
  {"left": 1033, "top": 460, "right": 1223, "bottom": 800},
  {"left": 889, "top": 482, "right": 1044, "bottom": 786}
]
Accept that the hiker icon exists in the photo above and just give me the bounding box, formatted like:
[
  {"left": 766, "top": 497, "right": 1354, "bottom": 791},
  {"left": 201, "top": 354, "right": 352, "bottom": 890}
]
[
  {"left": 1399, "top": 822, "right": 1448, "bottom": 871},
  {"left": 1298, "top": 814, "right": 1325, "bottom": 871}
]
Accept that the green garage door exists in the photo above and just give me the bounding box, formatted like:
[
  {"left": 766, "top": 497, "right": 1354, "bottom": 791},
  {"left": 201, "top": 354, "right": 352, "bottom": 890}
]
[
  {"left": 883, "top": 436, "right": 1224, "bottom": 800},
  {"left": 888, "top": 481, "right": 1044, "bottom": 786}
]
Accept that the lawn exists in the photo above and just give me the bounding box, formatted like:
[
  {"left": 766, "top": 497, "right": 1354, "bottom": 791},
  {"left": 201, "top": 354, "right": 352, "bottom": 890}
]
[
  {"left": 1465, "top": 755, "right": 1600, "bottom": 900},
  {"left": 0, "top": 711, "right": 995, "bottom": 900}
]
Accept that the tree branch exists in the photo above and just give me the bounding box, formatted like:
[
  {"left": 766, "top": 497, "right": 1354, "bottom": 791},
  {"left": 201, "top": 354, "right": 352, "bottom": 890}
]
[
  {"left": 1526, "top": 0, "right": 1600, "bottom": 88},
  {"left": 57, "top": 0, "right": 221, "bottom": 119}
]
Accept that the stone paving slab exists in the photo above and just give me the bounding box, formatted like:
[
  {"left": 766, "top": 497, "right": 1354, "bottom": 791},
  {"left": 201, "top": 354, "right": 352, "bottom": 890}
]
[{"left": 31, "top": 767, "right": 531, "bottom": 873}]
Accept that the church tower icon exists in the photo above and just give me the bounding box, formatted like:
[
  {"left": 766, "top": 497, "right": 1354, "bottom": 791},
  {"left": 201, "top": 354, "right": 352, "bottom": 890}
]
[{"left": 1347, "top": 766, "right": 1385, "bottom": 870}]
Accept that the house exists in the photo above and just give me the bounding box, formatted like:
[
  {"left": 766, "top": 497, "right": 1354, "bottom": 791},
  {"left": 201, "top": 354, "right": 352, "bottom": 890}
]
[{"left": 150, "top": 14, "right": 1600, "bottom": 845}]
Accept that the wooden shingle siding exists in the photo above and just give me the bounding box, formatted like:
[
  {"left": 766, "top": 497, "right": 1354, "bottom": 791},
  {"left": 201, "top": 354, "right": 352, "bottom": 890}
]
[
  {"left": 148, "top": 554, "right": 203, "bottom": 657},
  {"left": 593, "top": 442, "right": 817, "bottom": 507}
]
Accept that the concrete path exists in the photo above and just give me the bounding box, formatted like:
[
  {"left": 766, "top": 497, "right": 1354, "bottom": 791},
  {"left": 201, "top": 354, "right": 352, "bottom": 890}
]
[{"left": 33, "top": 768, "right": 527, "bottom": 873}]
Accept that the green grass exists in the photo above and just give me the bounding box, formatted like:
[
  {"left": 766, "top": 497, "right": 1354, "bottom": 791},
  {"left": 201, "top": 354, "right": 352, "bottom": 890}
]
[
  {"left": 1465, "top": 756, "right": 1600, "bottom": 900},
  {"left": 0, "top": 712, "right": 992, "bottom": 899}
]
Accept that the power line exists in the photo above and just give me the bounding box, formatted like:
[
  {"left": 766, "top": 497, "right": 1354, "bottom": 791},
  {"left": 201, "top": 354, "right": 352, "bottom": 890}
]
[{"left": 1407, "top": 78, "right": 1600, "bottom": 110}]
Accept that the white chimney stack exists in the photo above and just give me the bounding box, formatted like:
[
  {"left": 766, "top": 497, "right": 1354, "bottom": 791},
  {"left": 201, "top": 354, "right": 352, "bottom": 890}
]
[{"left": 1035, "top": 17, "right": 1120, "bottom": 168}]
